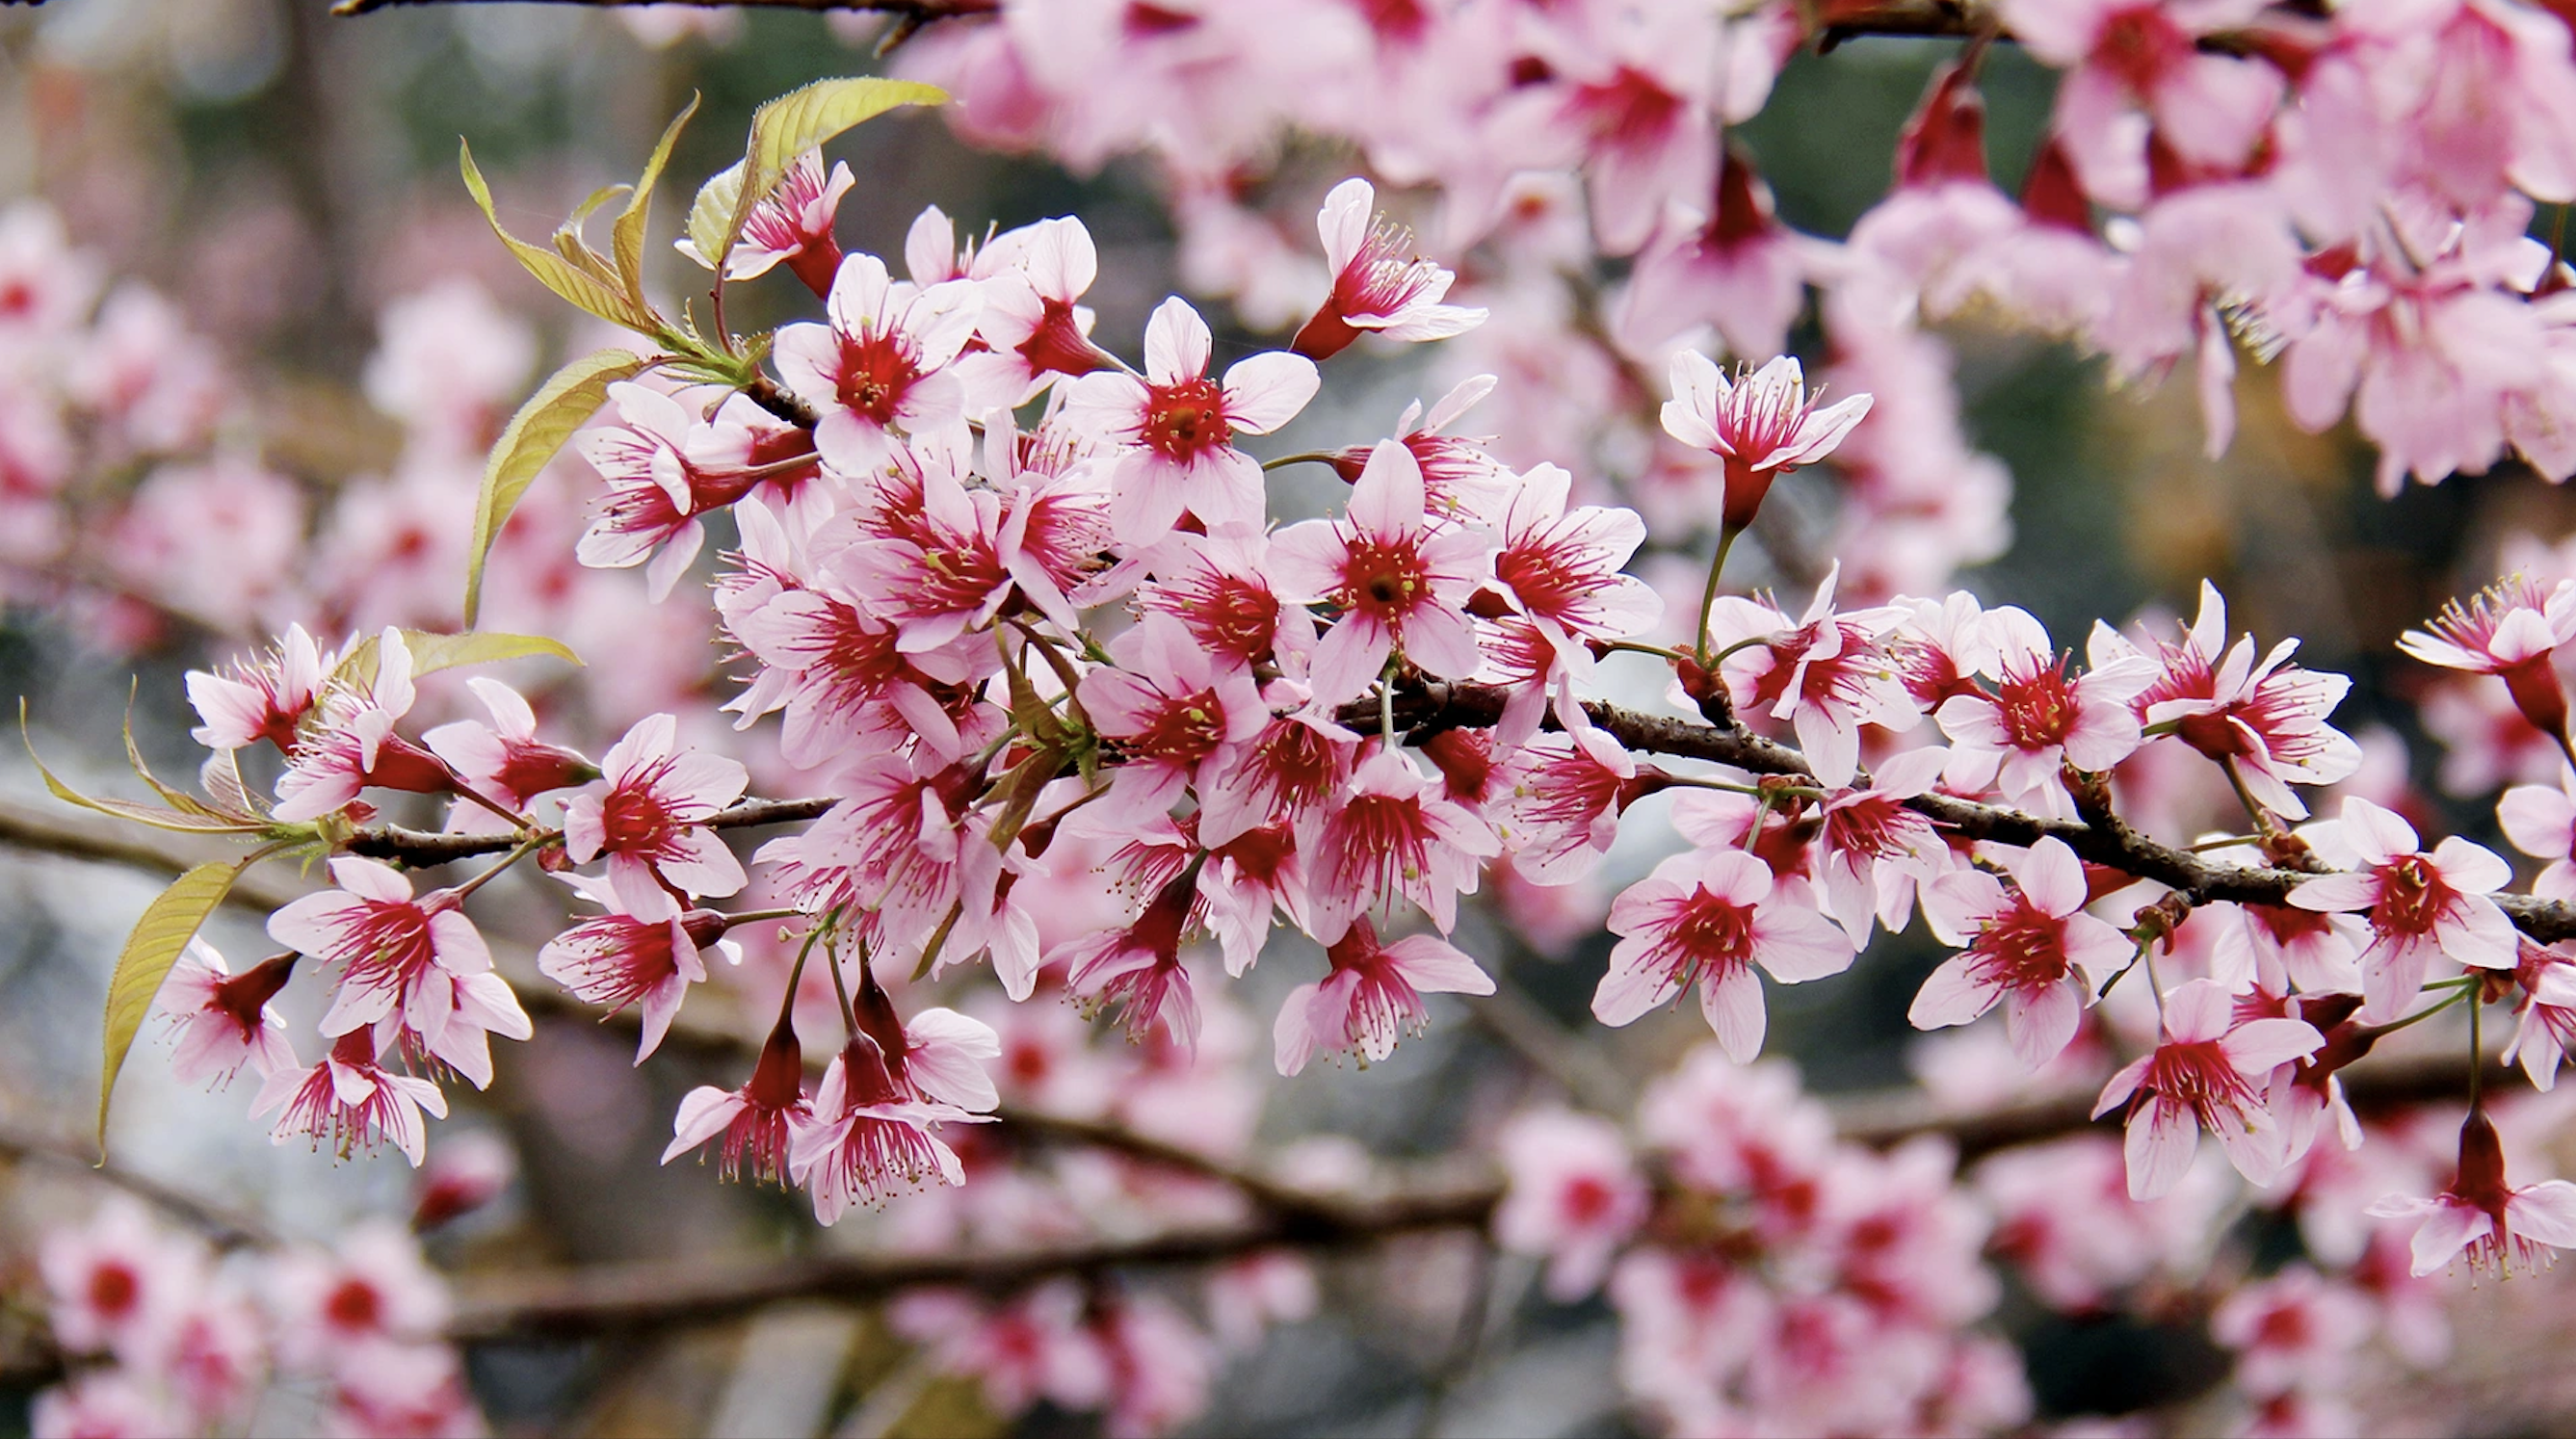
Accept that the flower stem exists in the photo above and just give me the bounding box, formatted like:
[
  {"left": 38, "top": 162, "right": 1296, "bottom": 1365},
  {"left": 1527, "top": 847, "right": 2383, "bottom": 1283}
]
[
  {"left": 1693, "top": 525, "right": 1746, "bottom": 669},
  {"left": 2469, "top": 991, "right": 2484, "bottom": 1112},
  {"left": 775, "top": 905, "right": 837, "bottom": 1029},
  {"left": 449, "top": 834, "right": 545, "bottom": 901},
  {"left": 1261, "top": 451, "right": 1342, "bottom": 472}
]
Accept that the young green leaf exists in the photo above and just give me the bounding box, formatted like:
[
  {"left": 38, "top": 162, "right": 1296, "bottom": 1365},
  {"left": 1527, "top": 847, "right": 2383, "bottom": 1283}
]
[
  {"left": 334, "top": 629, "right": 585, "bottom": 690},
  {"left": 683, "top": 159, "right": 747, "bottom": 275},
  {"left": 464, "top": 348, "right": 649, "bottom": 626},
  {"left": 460, "top": 141, "right": 659, "bottom": 333},
  {"left": 615, "top": 94, "right": 701, "bottom": 311},
  {"left": 21, "top": 708, "right": 271, "bottom": 836},
  {"left": 697, "top": 78, "right": 946, "bottom": 274},
  {"left": 97, "top": 859, "right": 252, "bottom": 1152}
]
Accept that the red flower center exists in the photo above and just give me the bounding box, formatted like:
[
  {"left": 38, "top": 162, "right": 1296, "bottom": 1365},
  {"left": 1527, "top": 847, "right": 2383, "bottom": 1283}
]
[
  {"left": 835, "top": 329, "right": 920, "bottom": 426},
  {"left": 2371, "top": 854, "right": 2452, "bottom": 938},
  {"left": 601, "top": 772, "right": 678, "bottom": 854},
  {"left": 88, "top": 1263, "right": 139, "bottom": 1319},
  {"left": 1339, "top": 536, "right": 1431, "bottom": 619},
  {"left": 1968, "top": 899, "right": 2070, "bottom": 989},
  {"left": 1142, "top": 377, "right": 1229, "bottom": 460},
  {"left": 326, "top": 1277, "right": 384, "bottom": 1332},
  {"left": 1996, "top": 665, "right": 2079, "bottom": 749}
]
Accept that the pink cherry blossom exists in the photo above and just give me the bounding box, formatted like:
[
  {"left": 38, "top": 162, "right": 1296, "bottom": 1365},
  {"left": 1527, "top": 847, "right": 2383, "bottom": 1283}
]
[
  {"left": 561, "top": 712, "right": 749, "bottom": 913},
  {"left": 2091, "top": 977, "right": 2324, "bottom": 1199},
  {"left": 1618, "top": 146, "right": 1806, "bottom": 361},
  {"left": 1661, "top": 352, "right": 1872, "bottom": 535},
  {"left": 1815, "top": 745, "right": 1953, "bottom": 946},
  {"left": 1322, "top": 376, "right": 1511, "bottom": 519},
  {"left": 2287, "top": 797, "right": 2517, "bottom": 1022},
  {"left": 2210, "top": 901, "right": 2369, "bottom": 997},
  {"left": 1494, "top": 1109, "right": 1648, "bottom": 1300},
  {"left": 664, "top": 1015, "right": 812, "bottom": 1185},
  {"left": 773, "top": 252, "right": 982, "bottom": 476},
  {"left": 1134, "top": 527, "right": 1316, "bottom": 673},
  {"left": 2001, "top": 0, "right": 2282, "bottom": 209},
  {"left": 973, "top": 217, "right": 1119, "bottom": 403},
  {"left": 1272, "top": 916, "right": 1494, "bottom": 1075},
  {"left": 1703, "top": 563, "right": 1918, "bottom": 788},
  {"left": 539, "top": 874, "right": 736, "bottom": 1063},
  {"left": 2498, "top": 769, "right": 2576, "bottom": 903},
  {"left": 420, "top": 676, "right": 593, "bottom": 814},
  {"left": 756, "top": 756, "right": 994, "bottom": 958},
  {"left": 1061, "top": 297, "right": 1319, "bottom": 546},
  {"left": 39, "top": 1196, "right": 195, "bottom": 1359},
  {"left": 1301, "top": 746, "right": 1500, "bottom": 944},
  {"left": 790, "top": 1033, "right": 989, "bottom": 1223},
  {"left": 1494, "top": 726, "right": 1645, "bottom": 885},
  {"left": 2367, "top": 1111, "right": 2576, "bottom": 1276},
  {"left": 2397, "top": 574, "right": 2576, "bottom": 752},
  {"left": 1486, "top": 460, "right": 1661, "bottom": 672},
  {"left": 1594, "top": 847, "right": 1855, "bottom": 1061},
  {"left": 156, "top": 939, "right": 297, "bottom": 1087},
  {"left": 267, "top": 855, "right": 493, "bottom": 1039},
  {"left": 1053, "top": 875, "right": 1202, "bottom": 1049},
  {"left": 1289, "top": 177, "right": 1484, "bottom": 360},
  {"left": 1913, "top": 837, "right": 2135, "bottom": 1069},
  {"left": 1937, "top": 605, "right": 2153, "bottom": 821},
  {"left": 252, "top": 1030, "right": 449, "bottom": 1166},
  {"left": 186, "top": 622, "right": 333, "bottom": 754},
  {"left": 1269, "top": 438, "right": 1494, "bottom": 708},
  {"left": 271, "top": 628, "right": 456, "bottom": 824},
  {"left": 2505, "top": 940, "right": 2576, "bottom": 1090},
  {"left": 1077, "top": 611, "right": 1269, "bottom": 823},
  {"left": 676, "top": 148, "right": 853, "bottom": 295}
]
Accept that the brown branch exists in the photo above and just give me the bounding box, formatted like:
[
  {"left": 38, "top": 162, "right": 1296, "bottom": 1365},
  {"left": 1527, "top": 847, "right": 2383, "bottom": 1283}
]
[{"left": 341, "top": 794, "right": 838, "bottom": 866}]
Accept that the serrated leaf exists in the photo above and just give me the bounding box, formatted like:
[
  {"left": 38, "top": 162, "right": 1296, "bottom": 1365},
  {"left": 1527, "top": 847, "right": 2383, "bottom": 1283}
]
[
  {"left": 465, "top": 347, "right": 650, "bottom": 626},
  {"left": 615, "top": 94, "right": 699, "bottom": 311},
  {"left": 336, "top": 629, "right": 585, "bottom": 690},
  {"left": 701, "top": 77, "right": 945, "bottom": 274},
  {"left": 460, "top": 141, "right": 659, "bottom": 333},
  {"left": 683, "top": 158, "right": 746, "bottom": 271},
  {"left": 98, "top": 860, "right": 249, "bottom": 1151}
]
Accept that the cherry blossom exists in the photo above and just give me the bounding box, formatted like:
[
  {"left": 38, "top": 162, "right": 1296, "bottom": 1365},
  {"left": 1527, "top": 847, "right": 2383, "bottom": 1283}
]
[
  {"left": 972, "top": 216, "right": 1119, "bottom": 402},
  {"left": 1301, "top": 746, "right": 1500, "bottom": 944},
  {"left": 676, "top": 148, "right": 854, "bottom": 294},
  {"left": 790, "top": 1032, "right": 989, "bottom": 1223},
  {"left": 538, "top": 874, "right": 735, "bottom": 1062},
  {"left": 420, "top": 676, "right": 594, "bottom": 816},
  {"left": 1289, "top": 177, "right": 1485, "bottom": 360},
  {"left": 2287, "top": 797, "right": 2517, "bottom": 1022},
  {"left": 561, "top": 712, "right": 749, "bottom": 913},
  {"left": 1937, "top": 606, "right": 2153, "bottom": 821},
  {"left": 2092, "top": 978, "right": 2324, "bottom": 1199},
  {"left": 1913, "top": 837, "right": 2134, "bottom": 1070},
  {"left": 1269, "top": 439, "right": 1493, "bottom": 708},
  {"left": 271, "top": 629, "right": 454, "bottom": 824},
  {"left": 185, "top": 622, "right": 331, "bottom": 754},
  {"left": 1660, "top": 352, "right": 1872, "bottom": 536},
  {"left": 155, "top": 939, "right": 297, "bottom": 1087},
  {"left": 1594, "top": 847, "right": 1853, "bottom": 1061},
  {"left": 1814, "top": 746, "right": 1953, "bottom": 946},
  {"left": 773, "top": 252, "right": 982, "bottom": 476},
  {"left": 1062, "top": 297, "right": 1319, "bottom": 546},
  {"left": 267, "top": 856, "right": 494, "bottom": 1040},
  {"left": 664, "top": 1015, "right": 812, "bottom": 1185},
  {"left": 1494, "top": 1109, "right": 1649, "bottom": 1300},
  {"left": 2398, "top": 574, "right": 2576, "bottom": 754},
  {"left": 252, "top": 1030, "right": 449, "bottom": 1166},
  {"left": 1272, "top": 916, "right": 1493, "bottom": 1075},
  {"left": 2367, "top": 1111, "right": 2576, "bottom": 1276},
  {"left": 1703, "top": 563, "right": 1917, "bottom": 788}
]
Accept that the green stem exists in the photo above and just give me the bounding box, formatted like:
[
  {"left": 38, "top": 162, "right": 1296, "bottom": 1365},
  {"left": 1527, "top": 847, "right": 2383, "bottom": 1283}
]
[
  {"left": 1260, "top": 451, "right": 1342, "bottom": 472},
  {"left": 2364, "top": 985, "right": 2470, "bottom": 1039},
  {"left": 1693, "top": 525, "right": 1746, "bottom": 670},
  {"left": 2470, "top": 990, "right": 2484, "bottom": 1112},
  {"left": 448, "top": 834, "right": 545, "bottom": 901}
]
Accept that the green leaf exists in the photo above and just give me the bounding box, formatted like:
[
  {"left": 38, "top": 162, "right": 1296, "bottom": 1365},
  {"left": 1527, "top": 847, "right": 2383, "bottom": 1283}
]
[
  {"left": 21, "top": 707, "right": 271, "bottom": 836},
  {"left": 336, "top": 629, "right": 585, "bottom": 690},
  {"left": 683, "top": 159, "right": 746, "bottom": 272},
  {"left": 460, "top": 141, "right": 659, "bottom": 333},
  {"left": 698, "top": 77, "right": 945, "bottom": 274},
  {"left": 464, "top": 347, "right": 649, "bottom": 626},
  {"left": 122, "top": 700, "right": 223, "bottom": 819},
  {"left": 98, "top": 860, "right": 250, "bottom": 1151},
  {"left": 615, "top": 94, "right": 700, "bottom": 311}
]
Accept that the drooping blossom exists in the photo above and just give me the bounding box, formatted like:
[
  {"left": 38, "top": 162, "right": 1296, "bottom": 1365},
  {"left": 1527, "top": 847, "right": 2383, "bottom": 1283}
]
[
  {"left": 1593, "top": 846, "right": 1854, "bottom": 1061},
  {"left": 539, "top": 874, "right": 737, "bottom": 1062},
  {"left": 1937, "top": 606, "right": 2152, "bottom": 821},
  {"left": 1302, "top": 746, "right": 1501, "bottom": 944},
  {"left": 1618, "top": 146, "right": 1806, "bottom": 360},
  {"left": 561, "top": 712, "right": 749, "bottom": 913},
  {"left": 1913, "top": 837, "right": 2134, "bottom": 1069},
  {"left": 1270, "top": 438, "right": 1493, "bottom": 707},
  {"left": 186, "top": 622, "right": 332, "bottom": 754},
  {"left": 773, "top": 252, "right": 982, "bottom": 475},
  {"left": 1063, "top": 297, "right": 1319, "bottom": 546},
  {"left": 2367, "top": 1110, "right": 2576, "bottom": 1276},
  {"left": 421, "top": 676, "right": 593, "bottom": 816},
  {"left": 789, "top": 1032, "right": 989, "bottom": 1223},
  {"left": 252, "top": 1029, "right": 450, "bottom": 1166},
  {"left": 756, "top": 756, "right": 994, "bottom": 959},
  {"left": 675, "top": 148, "right": 854, "bottom": 295},
  {"left": 156, "top": 939, "right": 297, "bottom": 1086},
  {"left": 973, "top": 216, "right": 1120, "bottom": 402},
  {"left": 1702, "top": 563, "right": 1917, "bottom": 788},
  {"left": 267, "top": 856, "right": 494, "bottom": 1040},
  {"left": 2091, "top": 978, "right": 2325, "bottom": 1199},
  {"left": 271, "top": 629, "right": 454, "bottom": 824},
  {"left": 1494, "top": 1109, "right": 1649, "bottom": 1301},
  {"left": 2398, "top": 575, "right": 2576, "bottom": 755},
  {"left": 1055, "top": 875, "right": 1203, "bottom": 1050},
  {"left": 2287, "top": 797, "right": 2517, "bottom": 1022},
  {"left": 1660, "top": 352, "right": 1872, "bottom": 535},
  {"left": 1289, "top": 177, "right": 1485, "bottom": 360},
  {"left": 1272, "top": 916, "right": 1493, "bottom": 1075},
  {"left": 664, "top": 1014, "right": 812, "bottom": 1185}
]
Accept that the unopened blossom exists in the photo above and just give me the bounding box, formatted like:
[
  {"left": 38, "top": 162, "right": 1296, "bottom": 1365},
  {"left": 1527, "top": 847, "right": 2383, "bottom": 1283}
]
[
  {"left": 1494, "top": 1109, "right": 1648, "bottom": 1301},
  {"left": 2500, "top": 770, "right": 2576, "bottom": 902},
  {"left": 1595, "top": 847, "right": 1854, "bottom": 1061},
  {"left": 156, "top": 939, "right": 297, "bottom": 1086},
  {"left": 2108, "top": 581, "right": 2362, "bottom": 819},
  {"left": 1063, "top": 297, "right": 1320, "bottom": 545},
  {"left": 1703, "top": 563, "right": 1917, "bottom": 788},
  {"left": 1273, "top": 916, "right": 1493, "bottom": 1075},
  {"left": 790, "top": 1033, "right": 988, "bottom": 1223},
  {"left": 272, "top": 629, "right": 455, "bottom": 823},
  {"left": 1078, "top": 612, "right": 1269, "bottom": 823},
  {"left": 268, "top": 855, "right": 492, "bottom": 1039},
  {"left": 1660, "top": 352, "right": 1872, "bottom": 535},
  {"left": 774, "top": 252, "right": 982, "bottom": 475},
  {"left": 253, "top": 1030, "right": 449, "bottom": 1166},
  {"left": 974, "top": 216, "right": 1119, "bottom": 403},
  {"left": 1486, "top": 460, "right": 1661, "bottom": 672},
  {"left": 1302, "top": 746, "right": 1501, "bottom": 944},
  {"left": 2288, "top": 797, "right": 2516, "bottom": 1022},
  {"left": 1270, "top": 438, "right": 1493, "bottom": 707},
  {"left": 2397, "top": 575, "right": 2576, "bottom": 752},
  {"left": 1913, "top": 837, "right": 2133, "bottom": 1069},
  {"left": 1290, "top": 177, "right": 1485, "bottom": 360},
  {"left": 676, "top": 148, "right": 854, "bottom": 294},
  {"left": 562, "top": 712, "right": 749, "bottom": 914},
  {"left": 539, "top": 875, "right": 736, "bottom": 1063},
  {"left": 2368, "top": 1111, "right": 2576, "bottom": 1276},
  {"left": 186, "top": 622, "right": 332, "bottom": 753},
  {"left": 1815, "top": 745, "right": 1952, "bottom": 946},
  {"left": 664, "top": 1014, "right": 812, "bottom": 1185},
  {"left": 421, "top": 676, "right": 593, "bottom": 815},
  {"left": 1938, "top": 606, "right": 2153, "bottom": 821},
  {"left": 2506, "top": 941, "right": 2576, "bottom": 1090},
  {"left": 2093, "top": 978, "right": 2324, "bottom": 1199}
]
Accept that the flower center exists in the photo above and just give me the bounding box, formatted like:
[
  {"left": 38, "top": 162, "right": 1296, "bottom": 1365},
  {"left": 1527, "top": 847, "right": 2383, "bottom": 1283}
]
[
  {"left": 1143, "top": 377, "right": 1229, "bottom": 460},
  {"left": 2372, "top": 854, "right": 2451, "bottom": 937},
  {"left": 1969, "top": 901, "right": 2069, "bottom": 989},
  {"left": 1996, "top": 665, "right": 2078, "bottom": 749},
  {"left": 835, "top": 329, "right": 919, "bottom": 426},
  {"left": 1341, "top": 537, "right": 1430, "bottom": 619}
]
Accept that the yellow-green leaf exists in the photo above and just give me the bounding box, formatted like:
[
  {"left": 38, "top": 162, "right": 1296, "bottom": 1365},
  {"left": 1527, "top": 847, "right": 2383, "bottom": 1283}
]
[
  {"left": 98, "top": 860, "right": 250, "bottom": 1150},
  {"left": 336, "top": 629, "right": 585, "bottom": 690},
  {"left": 683, "top": 159, "right": 746, "bottom": 272},
  {"left": 704, "top": 78, "right": 945, "bottom": 273},
  {"left": 21, "top": 708, "right": 270, "bottom": 836},
  {"left": 123, "top": 701, "right": 223, "bottom": 819},
  {"left": 615, "top": 94, "right": 700, "bottom": 310},
  {"left": 460, "top": 141, "right": 658, "bottom": 333},
  {"left": 464, "top": 347, "right": 649, "bottom": 626}
]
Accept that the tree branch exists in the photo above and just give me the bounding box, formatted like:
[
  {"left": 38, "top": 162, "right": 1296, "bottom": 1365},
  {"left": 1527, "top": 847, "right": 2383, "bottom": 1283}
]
[{"left": 340, "top": 795, "right": 838, "bottom": 866}]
